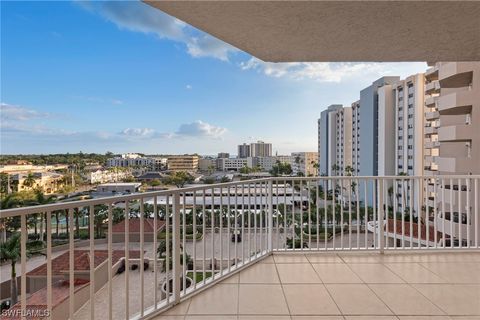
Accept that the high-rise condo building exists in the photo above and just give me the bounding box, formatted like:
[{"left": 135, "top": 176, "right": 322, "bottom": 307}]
[
  {"left": 334, "top": 107, "right": 353, "bottom": 175},
  {"left": 429, "top": 62, "right": 480, "bottom": 247},
  {"left": 318, "top": 104, "right": 343, "bottom": 176},
  {"left": 238, "top": 143, "right": 251, "bottom": 158},
  {"left": 351, "top": 101, "right": 360, "bottom": 175},
  {"left": 250, "top": 141, "right": 272, "bottom": 157}
]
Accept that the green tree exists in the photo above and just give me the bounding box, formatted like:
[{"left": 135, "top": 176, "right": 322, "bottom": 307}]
[
  {"left": 163, "top": 171, "right": 193, "bottom": 188},
  {"left": 0, "top": 233, "right": 22, "bottom": 306},
  {"left": 22, "top": 172, "right": 37, "bottom": 189}
]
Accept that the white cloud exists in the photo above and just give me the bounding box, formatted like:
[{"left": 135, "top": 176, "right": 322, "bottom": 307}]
[
  {"left": 120, "top": 127, "right": 155, "bottom": 138},
  {"left": 0, "top": 102, "right": 51, "bottom": 121},
  {"left": 176, "top": 120, "right": 227, "bottom": 139},
  {"left": 77, "top": 1, "right": 237, "bottom": 61},
  {"left": 240, "top": 58, "right": 427, "bottom": 83},
  {"left": 185, "top": 84, "right": 192, "bottom": 90}
]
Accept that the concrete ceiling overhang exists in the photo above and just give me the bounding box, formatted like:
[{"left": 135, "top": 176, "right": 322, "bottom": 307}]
[{"left": 144, "top": 0, "right": 480, "bottom": 62}]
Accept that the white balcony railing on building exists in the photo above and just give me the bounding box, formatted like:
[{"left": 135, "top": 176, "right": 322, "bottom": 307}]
[{"left": 0, "top": 175, "right": 479, "bottom": 319}]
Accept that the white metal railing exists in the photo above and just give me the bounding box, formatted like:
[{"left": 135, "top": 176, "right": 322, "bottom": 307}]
[{"left": 0, "top": 175, "right": 479, "bottom": 319}]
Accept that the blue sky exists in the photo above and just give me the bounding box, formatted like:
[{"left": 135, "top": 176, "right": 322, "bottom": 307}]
[{"left": 1, "top": 1, "right": 427, "bottom": 155}]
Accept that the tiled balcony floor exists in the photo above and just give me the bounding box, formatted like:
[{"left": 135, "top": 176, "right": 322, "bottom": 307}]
[{"left": 154, "top": 251, "right": 480, "bottom": 320}]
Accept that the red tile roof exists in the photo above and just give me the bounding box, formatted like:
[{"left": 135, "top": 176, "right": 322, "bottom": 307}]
[
  {"left": 111, "top": 218, "right": 165, "bottom": 233},
  {"left": 27, "top": 250, "right": 141, "bottom": 277},
  {"left": 385, "top": 219, "right": 442, "bottom": 243},
  {"left": 6, "top": 279, "right": 90, "bottom": 319}
]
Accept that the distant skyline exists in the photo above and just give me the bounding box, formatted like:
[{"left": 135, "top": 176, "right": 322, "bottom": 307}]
[{"left": 1, "top": 1, "right": 427, "bottom": 155}]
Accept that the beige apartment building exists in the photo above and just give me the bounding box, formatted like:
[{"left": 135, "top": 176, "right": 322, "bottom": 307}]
[
  {"left": 13, "top": 172, "right": 64, "bottom": 194},
  {"left": 427, "top": 62, "right": 480, "bottom": 247},
  {"left": 334, "top": 107, "right": 353, "bottom": 175},
  {"left": 167, "top": 155, "right": 199, "bottom": 172},
  {"left": 291, "top": 152, "right": 318, "bottom": 176}
]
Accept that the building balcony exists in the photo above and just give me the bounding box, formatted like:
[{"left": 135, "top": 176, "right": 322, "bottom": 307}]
[
  {"left": 437, "top": 90, "right": 475, "bottom": 115},
  {"left": 1, "top": 176, "right": 479, "bottom": 320},
  {"left": 438, "top": 124, "right": 472, "bottom": 142},
  {"left": 425, "top": 65, "right": 439, "bottom": 81},
  {"left": 425, "top": 140, "right": 440, "bottom": 149},
  {"left": 425, "top": 126, "right": 438, "bottom": 135},
  {"left": 439, "top": 62, "right": 474, "bottom": 88},
  {"left": 425, "top": 80, "right": 441, "bottom": 95},
  {"left": 425, "top": 110, "right": 440, "bottom": 121},
  {"left": 425, "top": 95, "right": 438, "bottom": 107}
]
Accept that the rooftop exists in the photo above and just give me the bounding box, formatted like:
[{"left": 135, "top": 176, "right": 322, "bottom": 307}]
[{"left": 153, "top": 251, "right": 480, "bottom": 319}]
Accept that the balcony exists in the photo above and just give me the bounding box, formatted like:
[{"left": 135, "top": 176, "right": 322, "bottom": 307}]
[
  {"left": 425, "top": 95, "right": 438, "bottom": 107},
  {"left": 439, "top": 62, "right": 474, "bottom": 88},
  {"left": 425, "top": 110, "right": 440, "bottom": 121},
  {"left": 438, "top": 124, "right": 472, "bottom": 142},
  {"left": 1, "top": 176, "right": 479, "bottom": 320},
  {"left": 437, "top": 90, "right": 475, "bottom": 115},
  {"left": 425, "top": 80, "right": 441, "bottom": 95}
]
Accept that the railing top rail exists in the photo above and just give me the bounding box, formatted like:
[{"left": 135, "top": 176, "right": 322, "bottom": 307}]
[{"left": 1, "top": 175, "right": 479, "bottom": 217}]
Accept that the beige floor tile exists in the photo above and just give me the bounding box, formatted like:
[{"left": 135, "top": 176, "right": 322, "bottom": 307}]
[
  {"left": 415, "top": 253, "right": 480, "bottom": 263},
  {"left": 326, "top": 284, "right": 393, "bottom": 315},
  {"left": 312, "top": 263, "right": 363, "bottom": 283},
  {"left": 369, "top": 284, "right": 446, "bottom": 315},
  {"left": 274, "top": 254, "right": 309, "bottom": 263},
  {"left": 420, "top": 262, "right": 480, "bottom": 283},
  {"left": 306, "top": 254, "right": 344, "bottom": 263},
  {"left": 283, "top": 284, "right": 341, "bottom": 315},
  {"left": 239, "top": 263, "right": 280, "bottom": 283},
  {"left": 238, "top": 284, "right": 289, "bottom": 315},
  {"left": 258, "top": 255, "right": 275, "bottom": 263},
  {"left": 239, "top": 316, "right": 290, "bottom": 319},
  {"left": 451, "top": 317, "right": 480, "bottom": 320},
  {"left": 292, "top": 317, "right": 344, "bottom": 320},
  {"left": 154, "top": 316, "right": 185, "bottom": 320},
  {"left": 162, "top": 299, "right": 191, "bottom": 315},
  {"left": 384, "top": 263, "right": 448, "bottom": 283},
  {"left": 413, "top": 284, "right": 480, "bottom": 315},
  {"left": 187, "top": 284, "right": 238, "bottom": 315},
  {"left": 186, "top": 316, "right": 237, "bottom": 320},
  {"left": 220, "top": 273, "right": 239, "bottom": 284},
  {"left": 398, "top": 317, "right": 451, "bottom": 320},
  {"left": 339, "top": 253, "right": 387, "bottom": 263},
  {"left": 348, "top": 263, "right": 405, "bottom": 283},
  {"left": 276, "top": 263, "right": 322, "bottom": 283},
  {"left": 345, "top": 317, "right": 399, "bottom": 320}
]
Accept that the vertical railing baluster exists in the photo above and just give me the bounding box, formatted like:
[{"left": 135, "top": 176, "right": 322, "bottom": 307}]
[
  {"left": 140, "top": 198, "right": 145, "bottom": 315},
  {"left": 458, "top": 178, "right": 462, "bottom": 248},
  {"left": 166, "top": 195, "right": 170, "bottom": 303},
  {"left": 211, "top": 188, "right": 215, "bottom": 278},
  {"left": 124, "top": 201, "right": 130, "bottom": 319},
  {"left": 69, "top": 208, "right": 74, "bottom": 318},
  {"left": 379, "top": 179, "right": 385, "bottom": 254},
  {"left": 450, "top": 178, "right": 454, "bottom": 248},
  {"left": 316, "top": 180, "right": 319, "bottom": 250},
  {"left": 268, "top": 179, "right": 273, "bottom": 252},
  {"left": 107, "top": 203, "right": 113, "bottom": 320},
  {"left": 193, "top": 190, "right": 197, "bottom": 287},
  {"left": 153, "top": 197, "right": 158, "bottom": 308},
  {"left": 348, "top": 177, "right": 352, "bottom": 250},
  {"left": 300, "top": 180, "right": 304, "bottom": 251},
  {"left": 307, "top": 180, "right": 312, "bottom": 250},
  {"left": 393, "top": 179, "right": 398, "bottom": 250},
  {"left": 409, "top": 180, "right": 414, "bottom": 248},
  {"left": 172, "top": 192, "right": 181, "bottom": 303},
  {"left": 284, "top": 179, "right": 287, "bottom": 251},
  {"left": 292, "top": 179, "right": 296, "bottom": 251},
  {"left": 202, "top": 191, "right": 206, "bottom": 284},
  {"left": 373, "top": 179, "right": 377, "bottom": 249},
  {"left": 234, "top": 185, "right": 238, "bottom": 267},
  {"left": 89, "top": 205, "right": 95, "bottom": 320},
  {"left": 182, "top": 193, "right": 186, "bottom": 292},
  {"left": 332, "top": 178, "right": 336, "bottom": 250},
  {"left": 276, "top": 181, "right": 279, "bottom": 251},
  {"left": 475, "top": 178, "right": 479, "bottom": 248},
  {"left": 363, "top": 180, "right": 368, "bottom": 250},
  {"left": 241, "top": 184, "right": 245, "bottom": 262},
  {"left": 356, "top": 178, "right": 360, "bottom": 250},
  {"left": 417, "top": 178, "right": 421, "bottom": 249},
  {"left": 325, "top": 179, "right": 328, "bottom": 250},
  {"left": 20, "top": 213, "right": 27, "bottom": 316},
  {"left": 219, "top": 187, "right": 223, "bottom": 275},
  {"left": 259, "top": 182, "right": 263, "bottom": 254},
  {"left": 442, "top": 178, "right": 446, "bottom": 249},
  {"left": 254, "top": 183, "right": 257, "bottom": 256},
  {"left": 433, "top": 178, "right": 438, "bottom": 248},
  {"left": 248, "top": 184, "right": 251, "bottom": 259},
  {"left": 227, "top": 186, "right": 231, "bottom": 272},
  {"left": 466, "top": 178, "right": 471, "bottom": 248},
  {"left": 46, "top": 211, "right": 52, "bottom": 317}
]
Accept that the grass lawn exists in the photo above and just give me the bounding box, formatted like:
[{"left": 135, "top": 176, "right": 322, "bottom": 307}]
[{"left": 186, "top": 271, "right": 213, "bottom": 283}]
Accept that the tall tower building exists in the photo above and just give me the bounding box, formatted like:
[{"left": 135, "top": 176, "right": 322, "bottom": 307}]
[
  {"left": 250, "top": 141, "right": 272, "bottom": 157},
  {"left": 318, "top": 104, "right": 343, "bottom": 176},
  {"left": 237, "top": 143, "right": 251, "bottom": 158},
  {"left": 432, "top": 62, "right": 480, "bottom": 247}
]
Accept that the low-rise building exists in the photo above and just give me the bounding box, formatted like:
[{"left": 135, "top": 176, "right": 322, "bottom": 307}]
[
  {"left": 96, "top": 182, "right": 141, "bottom": 194},
  {"left": 12, "top": 172, "right": 64, "bottom": 194},
  {"left": 85, "top": 169, "right": 132, "bottom": 184},
  {"left": 167, "top": 155, "right": 199, "bottom": 171}
]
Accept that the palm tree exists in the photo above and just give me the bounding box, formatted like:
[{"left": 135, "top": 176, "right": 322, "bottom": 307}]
[
  {"left": 22, "top": 172, "right": 37, "bottom": 189},
  {"left": 0, "top": 233, "right": 21, "bottom": 305}
]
